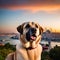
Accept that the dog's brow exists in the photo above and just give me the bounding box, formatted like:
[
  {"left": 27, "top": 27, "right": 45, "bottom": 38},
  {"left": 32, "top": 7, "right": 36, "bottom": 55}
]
[{"left": 25, "top": 24, "right": 30, "bottom": 28}]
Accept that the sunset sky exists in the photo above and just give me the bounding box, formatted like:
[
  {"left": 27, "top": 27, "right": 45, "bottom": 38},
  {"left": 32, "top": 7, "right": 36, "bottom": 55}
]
[{"left": 0, "top": 0, "right": 60, "bottom": 33}]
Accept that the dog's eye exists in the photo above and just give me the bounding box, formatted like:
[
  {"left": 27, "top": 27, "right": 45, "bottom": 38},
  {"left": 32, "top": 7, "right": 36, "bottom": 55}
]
[
  {"left": 35, "top": 24, "right": 38, "bottom": 28},
  {"left": 25, "top": 24, "right": 30, "bottom": 28}
]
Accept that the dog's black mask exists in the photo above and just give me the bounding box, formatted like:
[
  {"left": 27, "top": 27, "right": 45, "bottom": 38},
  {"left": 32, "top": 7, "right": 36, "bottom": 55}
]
[{"left": 26, "top": 28, "right": 37, "bottom": 41}]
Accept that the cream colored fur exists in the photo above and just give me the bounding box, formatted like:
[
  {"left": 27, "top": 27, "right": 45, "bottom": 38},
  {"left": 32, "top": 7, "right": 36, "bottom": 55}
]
[
  {"left": 6, "top": 42, "right": 42, "bottom": 60},
  {"left": 16, "top": 43, "right": 42, "bottom": 60}
]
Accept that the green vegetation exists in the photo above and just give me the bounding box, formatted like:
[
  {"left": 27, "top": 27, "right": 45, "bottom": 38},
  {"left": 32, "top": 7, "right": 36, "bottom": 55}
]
[
  {"left": 0, "top": 43, "right": 16, "bottom": 60},
  {"left": 0, "top": 43, "right": 60, "bottom": 60},
  {"left": 49, "top": 45, "right": 60, "bottom": 60},
  {"left": 42, "top": 45, "right": 60, "bottom": 60},
  {"left": 41, "top": 51, "right": 50, "bottom": 60}
]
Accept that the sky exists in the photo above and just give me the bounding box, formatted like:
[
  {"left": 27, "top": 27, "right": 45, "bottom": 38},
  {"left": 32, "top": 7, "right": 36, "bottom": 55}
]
[{"left": 0, "top": 0, "right": 60, "bottom": 33}]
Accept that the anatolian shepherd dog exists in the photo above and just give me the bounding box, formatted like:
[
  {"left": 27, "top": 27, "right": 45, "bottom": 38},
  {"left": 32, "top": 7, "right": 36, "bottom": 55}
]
[{"left": 6, "top": 22, "right": 43, "bottom": 60}]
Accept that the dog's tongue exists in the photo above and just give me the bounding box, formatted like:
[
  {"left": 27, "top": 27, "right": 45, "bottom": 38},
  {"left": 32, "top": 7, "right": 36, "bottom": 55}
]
[{"left": 31, "top": 36, "right": 36, "bottom": 40}]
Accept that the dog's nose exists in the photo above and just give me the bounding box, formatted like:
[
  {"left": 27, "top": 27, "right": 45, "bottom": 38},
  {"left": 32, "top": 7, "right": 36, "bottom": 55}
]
[
  {"left": 30, "top": 28, "right": 36, "bottom": 33},
  {"left": 26, "top": 28, "right": 36, "bottom": 41}
]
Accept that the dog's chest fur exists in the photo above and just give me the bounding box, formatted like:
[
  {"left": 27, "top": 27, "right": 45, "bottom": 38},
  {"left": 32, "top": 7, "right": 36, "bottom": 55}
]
[{"left": 16, "top": 44, "right": 42, "bottom": 60}]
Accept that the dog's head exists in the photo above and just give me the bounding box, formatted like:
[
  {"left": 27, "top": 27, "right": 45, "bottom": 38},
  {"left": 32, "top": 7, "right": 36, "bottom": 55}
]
[{"left": 17, "top": 22, "right": 43, "bottom": 49}]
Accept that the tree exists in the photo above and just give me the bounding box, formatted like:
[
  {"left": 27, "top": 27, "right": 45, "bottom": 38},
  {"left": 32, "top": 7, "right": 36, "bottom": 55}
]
[
  {"left": 41, "top": 51, "right": 49, "bottom": 60},
  {"left": 0, "top": 43, "right": 16, "bottom": 60},
  {"left": 49, "top": 45, "right": 60, "bottom": 60}
]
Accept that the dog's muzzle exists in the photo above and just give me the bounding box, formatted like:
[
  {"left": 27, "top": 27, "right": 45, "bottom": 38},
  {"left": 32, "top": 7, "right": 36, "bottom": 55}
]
[{"left": 26, "top": 28, "right": 37, "bottom": 41}]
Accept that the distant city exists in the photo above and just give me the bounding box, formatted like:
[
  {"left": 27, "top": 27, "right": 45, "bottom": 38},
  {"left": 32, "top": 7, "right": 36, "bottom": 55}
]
[
  {"left": 0, "top": 30, "right": 60, "bottom": 51},
  {"left": 0, "top": 33, "right": 18, "bottom": 36},
  {"left": 0, "top": 30, "right": 60, "bottom": 42}
]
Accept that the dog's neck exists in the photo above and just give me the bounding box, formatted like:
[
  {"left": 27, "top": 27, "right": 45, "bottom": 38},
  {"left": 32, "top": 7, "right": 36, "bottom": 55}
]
[
  {"left": 16, "top": 42, "right": 37, "bottom": 50},
  {"left": 16, "top": 43, "right": 42, "bottom": 60}
]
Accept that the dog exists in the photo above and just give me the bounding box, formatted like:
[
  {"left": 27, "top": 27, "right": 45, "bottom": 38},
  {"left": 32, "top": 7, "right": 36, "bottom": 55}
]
[{"left": 6, "top": 22, "right": 43, "bottom": 60}]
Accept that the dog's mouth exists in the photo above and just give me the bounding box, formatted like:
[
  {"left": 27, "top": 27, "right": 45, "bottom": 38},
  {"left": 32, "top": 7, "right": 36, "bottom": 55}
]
[
  {"left": 26, "top": 32, "right": 37, "bottom": 41},
  {"left": 30, "top": 34, "right": 36, "bottom": 41}
]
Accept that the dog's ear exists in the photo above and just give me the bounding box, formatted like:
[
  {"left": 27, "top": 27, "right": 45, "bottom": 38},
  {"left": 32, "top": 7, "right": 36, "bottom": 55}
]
[
  {"left": 39, "top": 26, "right": 43, "bottom": 35},
  {"left": 17, "top": 23, "right": 25, "bottom": 34},
  {"left": 17, "top": 25, "right": 23, "bottom": 34}
]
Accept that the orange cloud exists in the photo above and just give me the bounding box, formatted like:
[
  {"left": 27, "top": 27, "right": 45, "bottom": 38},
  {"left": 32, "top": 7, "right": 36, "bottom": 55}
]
[
  {"left": 0, "top": 0, "right": 60, "bottom": 12},
  {"left": 0, "top": 4, "right": 60, "bottom": 13}
]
